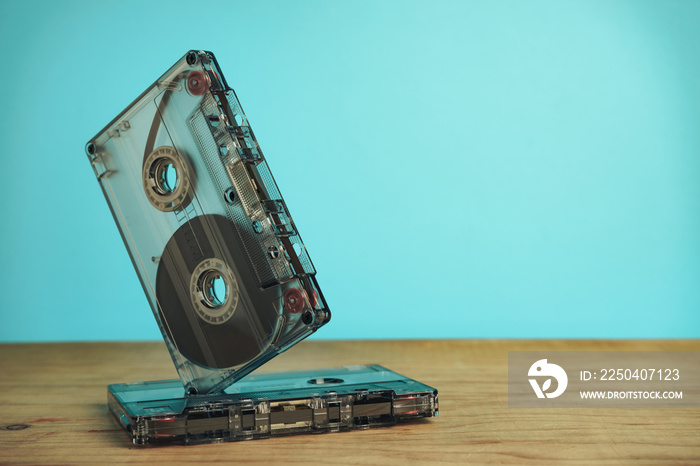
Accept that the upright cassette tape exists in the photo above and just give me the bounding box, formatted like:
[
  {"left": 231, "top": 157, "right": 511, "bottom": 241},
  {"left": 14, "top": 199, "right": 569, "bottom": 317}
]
[{"left": 86, "top": 51, "right": 330, "bottom": 395}]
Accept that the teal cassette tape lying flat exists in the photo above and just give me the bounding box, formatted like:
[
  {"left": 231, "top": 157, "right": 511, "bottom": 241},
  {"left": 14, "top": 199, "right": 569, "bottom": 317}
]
[{"left": 108, "top": 365, "right": 438, "bottom": 445}]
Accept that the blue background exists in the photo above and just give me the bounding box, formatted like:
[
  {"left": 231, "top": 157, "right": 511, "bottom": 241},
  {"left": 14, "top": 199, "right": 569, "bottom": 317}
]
[{"left": 1, "top": 0, "right": 698, "bottom": 342}]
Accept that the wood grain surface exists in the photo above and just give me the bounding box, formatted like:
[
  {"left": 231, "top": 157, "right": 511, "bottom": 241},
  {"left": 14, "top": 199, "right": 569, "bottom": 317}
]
[{"left": 0, "top": 340, "right": 698, "bottom": 464}]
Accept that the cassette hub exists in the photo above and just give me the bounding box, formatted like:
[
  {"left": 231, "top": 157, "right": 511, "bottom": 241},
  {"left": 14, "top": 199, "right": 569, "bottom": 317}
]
[
  {"left": 142, "top": 146, "right": 192, "bottom": 212},
  {"left": 190, "top": 258, "right": 239, "bottom": 325}
]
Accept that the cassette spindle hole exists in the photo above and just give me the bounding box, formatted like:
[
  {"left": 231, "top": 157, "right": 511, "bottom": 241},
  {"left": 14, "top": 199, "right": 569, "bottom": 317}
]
[
  {"left": 198, "top": 269, "right": 229, "bottom": 309},
  {"left": 143, "top": 147, "right": 191, "bottom": 212},
  {"left": 189, "top": 258, "right": 239, "bottom": 325},
  {"left": 154, "top": 159, "right": 179, "bottom": 195}
]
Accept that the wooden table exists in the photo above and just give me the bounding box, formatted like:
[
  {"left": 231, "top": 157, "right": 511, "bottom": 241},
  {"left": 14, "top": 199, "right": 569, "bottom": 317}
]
[{"left": 0, "top": 340, "right": 698, "bottom": 464}]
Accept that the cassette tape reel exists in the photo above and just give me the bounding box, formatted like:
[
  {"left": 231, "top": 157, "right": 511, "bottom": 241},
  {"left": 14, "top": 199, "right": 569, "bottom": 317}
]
[{"left": 86, "top": 51, "right": 330, "bottom": 395}]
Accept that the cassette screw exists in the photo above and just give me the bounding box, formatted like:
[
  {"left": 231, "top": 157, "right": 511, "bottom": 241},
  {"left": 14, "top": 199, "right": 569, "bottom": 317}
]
[
  {"left": 252, "top": 221, "right": 263, "bottom": 234},
  {"left": 186, "top": 52, "right": 197, "bottom": 65},
  {"left": 85, "top": 143, "right": 96, "bottom": 155},
  {"left": 268, "top": 246, "right": 280, "bottom": 259},
  {"left": 302, "top": 310, "right": 314, "bottom": 325},
  {"left": 186, "top": 386, "right": 198, "bottom": 396}
]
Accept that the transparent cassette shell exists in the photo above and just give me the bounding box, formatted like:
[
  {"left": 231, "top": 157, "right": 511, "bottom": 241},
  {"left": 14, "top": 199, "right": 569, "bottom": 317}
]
[
  {"left": 108, "top": 365, "right": 439, "bottom": 445},
  {"left": 86, "top": 51, "right": 330, "bottom": 395}
]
